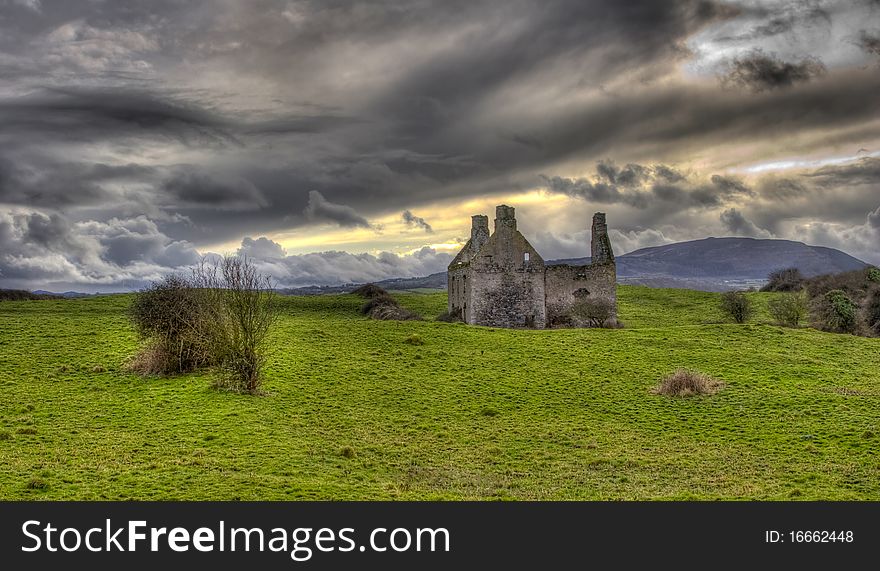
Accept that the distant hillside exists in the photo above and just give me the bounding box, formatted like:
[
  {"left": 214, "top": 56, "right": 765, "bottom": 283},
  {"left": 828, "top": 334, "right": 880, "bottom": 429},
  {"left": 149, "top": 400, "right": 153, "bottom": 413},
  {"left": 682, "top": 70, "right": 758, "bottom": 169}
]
[
  {"left": 0, "top": 289, "right": 61, "bottom": 301},
  {"left": 279, "top": 272, "right": 447, "bottom": 295},
  {"left": 552, "top": 237, "right": 868, "bottom": 291}
]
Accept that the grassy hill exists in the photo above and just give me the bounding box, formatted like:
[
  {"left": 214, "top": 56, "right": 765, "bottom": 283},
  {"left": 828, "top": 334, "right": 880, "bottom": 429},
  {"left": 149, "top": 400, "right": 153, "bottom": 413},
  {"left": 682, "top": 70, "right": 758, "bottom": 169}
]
[{"left": 0, "top": 286, "right": 878, "bottom": 500}]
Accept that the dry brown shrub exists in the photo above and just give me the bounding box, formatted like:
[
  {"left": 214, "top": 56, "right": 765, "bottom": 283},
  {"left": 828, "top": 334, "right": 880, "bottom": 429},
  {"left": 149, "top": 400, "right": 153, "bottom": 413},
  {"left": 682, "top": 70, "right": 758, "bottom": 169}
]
[{"left": 652, "top": 369, "right": 725, "bottom": 397}]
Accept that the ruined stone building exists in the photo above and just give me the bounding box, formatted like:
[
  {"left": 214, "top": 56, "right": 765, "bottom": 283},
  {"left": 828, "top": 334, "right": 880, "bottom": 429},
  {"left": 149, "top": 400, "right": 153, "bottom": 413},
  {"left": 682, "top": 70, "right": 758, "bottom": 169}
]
[{"left": 447, "top": 205, "right": 616, "bottom": 328}]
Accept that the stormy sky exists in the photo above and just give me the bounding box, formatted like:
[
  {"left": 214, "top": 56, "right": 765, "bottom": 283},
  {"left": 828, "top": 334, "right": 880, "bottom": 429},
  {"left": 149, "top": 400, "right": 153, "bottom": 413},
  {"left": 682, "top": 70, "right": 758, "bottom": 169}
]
[{"left": 1, "top": 0, "right": 879, "bottom": 291}]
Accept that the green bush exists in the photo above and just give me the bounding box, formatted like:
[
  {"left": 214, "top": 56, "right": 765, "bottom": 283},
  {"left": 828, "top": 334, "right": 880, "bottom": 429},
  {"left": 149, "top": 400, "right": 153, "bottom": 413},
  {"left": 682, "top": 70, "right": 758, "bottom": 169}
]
[
  {"left": 867, "top": 267, "right": 880, "bottom": 283},
  {"left": 814, "top": 289, "right": 858, "bottom": 333},
  {"left": 720, "top": 291, "right": 753, "bottom": 324},
  {"left": 128, "top": 274, "right": 211, "bottom": 375}
]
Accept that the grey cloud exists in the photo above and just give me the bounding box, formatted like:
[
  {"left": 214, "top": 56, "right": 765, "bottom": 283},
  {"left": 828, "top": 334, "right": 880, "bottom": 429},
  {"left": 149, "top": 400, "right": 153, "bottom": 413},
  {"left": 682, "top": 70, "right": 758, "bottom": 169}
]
[
  {"left": 541, "top": 163, "right": 753, "bottom": 210},
  {"left": 792, "top": 205, "right": 880, "bottom": 265},
  {"left": 720, "top": 208, "right": 773, "bottom": 238},
  {"left": 303, "top": 190, "right": 372, "bottom": 229},
  {"left": 0, "top": 210, "right": 199, "bottom": 290},
  {"left": 758, "top": 177, "right": 810, "bottom": 200},
  {"left": 0, "top": 88, "right": 240, "bottom": 147},
  {"left": 245, "top": 245, "right": 453, "bottom": 288},
  {"left": 720, "top": 50, "right": 827, "bottom": 91},
  {"left": 1, "top": 1, "right": 879, "bottom": 289},
  {"left": 401, "top": 210, "right": 433, "bottom": 233},
  {"left": 858, "top": 30, "right": 880, "bottom": 57},
  {"left": 163, "top": 168, "right": 267, "bottom": 211},
  {"left": 238, "top": 236, "right": 286, "bottom": 259}
]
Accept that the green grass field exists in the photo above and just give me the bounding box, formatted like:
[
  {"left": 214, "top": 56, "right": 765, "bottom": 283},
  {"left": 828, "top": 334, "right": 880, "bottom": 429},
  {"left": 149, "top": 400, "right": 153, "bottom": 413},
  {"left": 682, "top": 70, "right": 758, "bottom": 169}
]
[{"left": 1, "top": 286, "right": 878, "bottom": 500}]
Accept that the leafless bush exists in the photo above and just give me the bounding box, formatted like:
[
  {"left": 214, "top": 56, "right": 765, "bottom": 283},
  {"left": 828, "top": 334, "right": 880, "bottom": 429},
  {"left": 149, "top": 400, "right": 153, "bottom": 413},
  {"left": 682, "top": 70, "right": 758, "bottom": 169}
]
[
  {"left": 570, "top": 298, "right": 616, "bottom": 328},
  {"left": 652, "top": 369, "right": 724, "bottom": 397},
  {"left": 192, "top": 256, "right": 278, "bottom": 394},
  {"left": 720, "top": 291, "right": 754, "bottom": 324},
  {"left": 351, "top": 283, "right": 388, "bottom": 298},
  {"left": 761, "top": 268, "right": 804, "bottom": 292},
  {"left": 436, "top": 308, "right": 463, "bottom": 322},
  {"left": 768, "top": 291, "right": 809, "bottom": 327},
  {"left": 360, "top": 294, "right": 421, "bottom": 321},
  {"left": 124, "top": 342, "right": 174, "bottom": 376},
  {"left": 866, "top": 289, "right": 880, "bottom": 335}
]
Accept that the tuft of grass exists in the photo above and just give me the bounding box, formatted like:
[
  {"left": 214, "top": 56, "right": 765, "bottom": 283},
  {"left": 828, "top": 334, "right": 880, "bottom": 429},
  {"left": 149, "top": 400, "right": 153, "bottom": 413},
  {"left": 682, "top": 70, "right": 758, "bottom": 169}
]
[
  {"left": 340, "top": 446, "right": 356, "bottom": 459},
  {"left": 480, "top": 408, "right": 499, "bottom": 417},
  {"left": 652, "top": 369, "right": 725, "bottom": 397},
  {"left": 403, "top": 333, "right": 424, "bottom": 346},
  {"left": 25, "top": 477, "right": 49, "bottom": 491},
  {"left": 0, "top": 431, "right": 11, "bottom": 441},
  {"left": 16, "top": 427, "right": 38, "bottom": 435},
  {"left": 91, "top": 365, "right": 106, "bottom": 373},
  {"left": 124, "top": 344, "right": 169, "bottom": 376}
]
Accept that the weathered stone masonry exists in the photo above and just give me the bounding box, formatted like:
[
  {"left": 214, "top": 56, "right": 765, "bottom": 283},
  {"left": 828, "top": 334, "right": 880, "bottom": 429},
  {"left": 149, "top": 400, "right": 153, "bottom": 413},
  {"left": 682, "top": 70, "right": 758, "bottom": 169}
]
[{"left": 448, "top": 205, "right": 617, "bottom": 328}]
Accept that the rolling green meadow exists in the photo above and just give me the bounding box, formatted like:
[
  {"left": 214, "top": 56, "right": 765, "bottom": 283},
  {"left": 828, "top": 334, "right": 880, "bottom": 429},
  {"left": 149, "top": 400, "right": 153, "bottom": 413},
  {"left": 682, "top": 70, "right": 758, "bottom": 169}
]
[{"left": 0, "top": 286, "right": 878, "bottom": 500}]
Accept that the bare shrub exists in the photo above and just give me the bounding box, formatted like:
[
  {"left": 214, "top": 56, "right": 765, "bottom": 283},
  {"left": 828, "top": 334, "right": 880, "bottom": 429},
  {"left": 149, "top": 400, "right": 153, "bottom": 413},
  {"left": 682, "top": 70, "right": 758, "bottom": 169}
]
[
  {"left": 436, "top": 308, "right": 463, "bottom": 322},
  {"left": 761, "top": 268, "right": 804, "bottom": 292},
  {"left": 652, "top": 369, "right": 724, "bottom": 397},
  {"left": 720, "top": 291, "right": 754, "bottom": 324},
  {"left": 192, "top": 256, "right": 278, "bottom": 394},
  {"left": 805, "top": 269, "right": 873, "bottom": 299},
  {"left": 768, "top": 291, "right": 808, "bottom": 327},
  {"left": 124, "top": 343, "right": 171, "bottom": 376},
  {"left": 351, "top": 283, "right": 388, "bottom": 298},
  {"left": 360, "top": 294, "right": 421, "bottom": 321},
  {"left": 570, "top": 297, "right": 616, "bottom": 328}
]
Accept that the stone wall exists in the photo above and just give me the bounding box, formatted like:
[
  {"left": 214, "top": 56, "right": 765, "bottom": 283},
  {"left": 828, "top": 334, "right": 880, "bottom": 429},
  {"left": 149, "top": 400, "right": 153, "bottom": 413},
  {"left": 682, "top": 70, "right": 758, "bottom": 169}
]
[
  {"left": 468, "top": 206, "right": 546, "bottom": 328},
  {"left": 544, "top": 262, "right": 617, "bottom": 326}
]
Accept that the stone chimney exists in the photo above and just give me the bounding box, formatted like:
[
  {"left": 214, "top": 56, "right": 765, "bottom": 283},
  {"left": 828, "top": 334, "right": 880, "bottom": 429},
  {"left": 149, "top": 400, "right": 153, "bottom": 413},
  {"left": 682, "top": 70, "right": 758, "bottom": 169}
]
[
  {"left": 494, "top": 204, "right": 516, "bottom": 233},
  {"left": 471, "top": 214, "right": 489, "bottom": 252},
  {"left": 591, "top": 212, "right": 614, "bottom": 264}
]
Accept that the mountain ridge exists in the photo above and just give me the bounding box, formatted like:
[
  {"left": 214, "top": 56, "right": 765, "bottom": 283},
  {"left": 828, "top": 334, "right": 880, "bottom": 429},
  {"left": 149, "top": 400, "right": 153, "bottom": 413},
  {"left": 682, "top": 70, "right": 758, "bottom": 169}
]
[{"left": 282, "top": 236, "right": 869, "bottom": 294}]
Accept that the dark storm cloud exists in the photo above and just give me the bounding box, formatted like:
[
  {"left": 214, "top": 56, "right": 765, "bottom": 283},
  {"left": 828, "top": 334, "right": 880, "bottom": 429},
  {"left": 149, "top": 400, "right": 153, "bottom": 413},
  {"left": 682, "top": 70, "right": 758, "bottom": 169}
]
[
  {"left": 803, "top": 157, "right": 880, "bottom": 186},
  {"left": 401, "top": 210, "right": 433, "bottom": 233},
  {"left": 0, "top": 88, "right": 240, "bottom": 147},
  {"left": 540, "top": 163, "right": 753, "bottom": 210},
  {"left": 719, "top": 208, "right": 772, "bottom": 238},
  {"left": 303, "top": 190, "right": 372, "bottom": 229},
  {"left": 163, "top": 168, "right": 267, "bottom": 211},
  {"left": 2, "top": 0, "right": 880, "bottom": 288},
  {"left": 858, "top": 30, "right": 880, "bottom": 57},
  {"left": 720, "top": 49, "right": 826, "bottom": 91}
]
